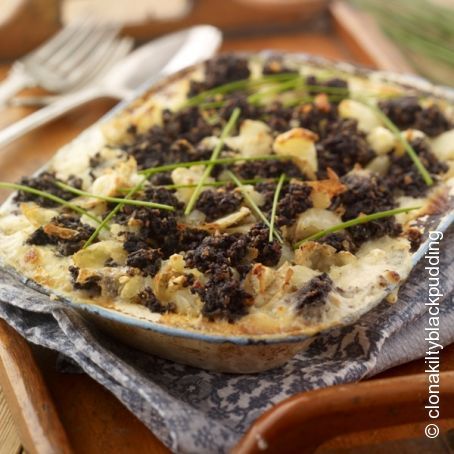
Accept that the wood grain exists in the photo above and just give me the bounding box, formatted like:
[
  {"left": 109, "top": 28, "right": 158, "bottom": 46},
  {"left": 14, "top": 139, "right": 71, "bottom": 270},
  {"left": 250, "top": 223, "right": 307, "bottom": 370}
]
[
  {"left": 0, "top": 387, "right": 21, "bottom": 454},
  {"left": 0, "top": 320, "right": 72, "bottom": 454},
  {"left": 34, "top": 347, "right": 170, "bottom": 454},
  {"left": 234, "top": 372, "right": 454, "bottom": 454}
]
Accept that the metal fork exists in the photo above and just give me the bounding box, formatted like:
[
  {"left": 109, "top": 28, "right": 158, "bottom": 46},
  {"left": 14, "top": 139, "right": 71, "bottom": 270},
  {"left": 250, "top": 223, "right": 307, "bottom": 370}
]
[{"left": 0, "top": 21, "right": 123, "bottom": 106}]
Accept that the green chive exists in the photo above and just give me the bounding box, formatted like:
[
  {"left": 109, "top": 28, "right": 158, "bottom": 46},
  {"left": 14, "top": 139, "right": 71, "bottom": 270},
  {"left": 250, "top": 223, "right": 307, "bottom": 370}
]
[
  {"left": 367, "top": 102, "right": 434, "bottom": 186},
  {"left": 247, "top": 78, "right": 302, "bottom": 105},
  {"left": 268, "top": 173, "right": 286, "bottom": 242},
  {"left": 0, "top": 182, "right": 102, "bottom": 225},
  {"left": 161, "top": 177, "right": 284, "bottom": 190},
  {"left": 184, "top": 107, "right": 241, "bottom": 215},
  {"left": 139, "top": 154, "right": 290, "bottom": 176},
  {"left": 183, "top": 73, "right": 297, "bottom": 108},
  {"left": 293, "top": 206, "right": 421, "bottom": 249},
  {"left": 226, "top": 170, "right": 284, "bottom": 244},
  {"left": 83, "top": 176, "right": 148, "bottom": 248},
  {"left": 55, "top": 182, "right": 175, "bottom": 211}
]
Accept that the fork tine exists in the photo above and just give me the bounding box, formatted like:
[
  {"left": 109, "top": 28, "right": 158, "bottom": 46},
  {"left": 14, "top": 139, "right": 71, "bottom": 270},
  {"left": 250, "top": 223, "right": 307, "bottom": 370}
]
[
  {"left": 67, "top": 37, "right": 134, "bottom": 91},
  {"left": 44, "top": 23, "right": 118, "bottom": 69},
  {"left": 56, "top": 26, "right": 121, "bottom": 76},
  {"left": 29, "top": 17, "right": 95, "bottom": 63}
]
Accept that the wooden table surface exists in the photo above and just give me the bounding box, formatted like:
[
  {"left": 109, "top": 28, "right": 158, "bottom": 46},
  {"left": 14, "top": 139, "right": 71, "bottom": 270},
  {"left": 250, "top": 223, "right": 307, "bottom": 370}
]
[{"left": 0, "top": 9, "right": 453, "bottom": 453}]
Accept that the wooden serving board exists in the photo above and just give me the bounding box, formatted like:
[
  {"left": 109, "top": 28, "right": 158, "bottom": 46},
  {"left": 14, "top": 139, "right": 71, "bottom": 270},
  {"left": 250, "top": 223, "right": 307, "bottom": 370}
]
[{"left": 0, "top": 3, "right": 452, "bottom": 453}]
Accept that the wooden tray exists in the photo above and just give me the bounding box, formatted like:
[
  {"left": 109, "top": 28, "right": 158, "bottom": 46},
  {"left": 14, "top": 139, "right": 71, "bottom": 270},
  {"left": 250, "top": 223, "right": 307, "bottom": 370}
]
[{"left": 0, "top": 2, "right": 451, "bottom": 453}]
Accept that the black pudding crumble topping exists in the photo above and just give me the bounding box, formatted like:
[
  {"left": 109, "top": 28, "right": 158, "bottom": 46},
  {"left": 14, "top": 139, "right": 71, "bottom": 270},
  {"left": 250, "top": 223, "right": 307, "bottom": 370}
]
[
  {"left": 295, "top": 273, "right": 333, "bottom": 317},
  {"left": 379, "top": 97, "right": 451, "bottom": 137},
  {"left": 27, "top": 214, "right": 95, "bottom": 256},
  {"left": 14, "top": 172, "right": 82, "bottom": 208},
  {"left": 195, "top": 188, "right": 243, "bottom": 221},
  {"left": 17, "top": 55, "right": 451, "bottom": 322}
]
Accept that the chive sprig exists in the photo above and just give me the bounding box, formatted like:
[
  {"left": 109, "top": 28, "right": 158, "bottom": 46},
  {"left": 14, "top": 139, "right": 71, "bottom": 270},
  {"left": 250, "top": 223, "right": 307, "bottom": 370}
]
[
  {"left": 293, "top": 206, "right": 421, "bottom": 249},
  {"left": 0, "top": 182, "right": 102, "bottom": 225},
  {"left": 184, "top": 107, "right": 241, "bottom": 215}
]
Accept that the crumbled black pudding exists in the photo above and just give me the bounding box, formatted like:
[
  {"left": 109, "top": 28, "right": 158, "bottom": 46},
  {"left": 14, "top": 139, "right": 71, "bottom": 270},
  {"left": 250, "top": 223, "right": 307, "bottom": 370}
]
[
  {"left": 219, "top": 94, "right": 260, "bottom": 122},
  {"left": 277, "top": 183, "right": 312, "bottom": 226},
  {"left": 333, "top": 172, "right": 401, "bottom": 246},
  {"left": 27, "top": 214, "right": 95, "bottom": 256},
  {"left": 143, "top": 186, "right": 184, "bottom": 210},
  {"left": 316, "top": 119, "right": 374, "bottom": 178},
  {"left": 379, "top": 97, "right": 451, "bottom": 137},
  {"left": 196, "top": 188, "right": 243, "bottom": 221},
  {"left": 122, "top": 111, "right": 213, "bottom": 170},
  {"left": 379, "top": 96, "right": 421, "bottom": 130},
  {"left": 294, "top": 101, "right": 338, "bottom": 139},
  {"left": 263, "top": 102, "right": 294, "bottom": 132},
  {"left": 14, "top": 172, "right": 82, "bottom": 208},
  {"left": 318, "top": 231, "right": 357, "bottom": 254},
  {"left": 295, "top": 273, "right": 333, "bottom": 312},
  {"left": 185, "top": 233, "right": 248, "bottom": 273},
  {"left": 247, "top": 222, "right": 282, "bottom": 266},
  {"left": 305, "top": 75, "right": 349, "bottom": 99},
  {"left": 121, "top": 125, "right": 172, "bottom": 170},
  {"left": 126, "top": 248, "right": 163, "bottom": 277},
  {"left": 121, "top": 220, "right": 208, "bottom": 259},
  {"left": 162, "top": 108, "right": 215, "bottom": 144},
  {"left": 114, "top": 187, "right": 185, "bottom": 257},
  {"left": 254, "top": 181, "right": 279, "bottom": 212},
  {"left": 69, "top": 266, "right": 101, "bottom": 295},
  {"left": 188, "top": 54, "right": 250, "bottom": 96},
  {"left": 136, "top": 287, "right": 172, "bottom": 313},
  {"left": 233, "top": 159, "right": 303, "bottom": 180},
  {"left": 406, "top": 227, "right": 424, "bottom": 252},
  {"left": 413, "top": 105, "right": 451, "bottom": 137},
  {"left": 191, "top": 266, "right": 251, "bottom": 321},
  {"left": 386, "top": 137, "right": 448, "bottom": 197},
  {"left": 116, "top": 205, "right": 177, "bottom": 255},
  {"left": 337, "top": 172, "right": 395, "bottom": 219}
]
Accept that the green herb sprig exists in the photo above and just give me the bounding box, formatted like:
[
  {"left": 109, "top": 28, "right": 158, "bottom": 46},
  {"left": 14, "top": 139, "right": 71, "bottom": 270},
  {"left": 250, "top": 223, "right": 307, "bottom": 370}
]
[
  {"left": 226, "top": 170, "right": 284, "bottom": 243},
  {"left": 83, "top": 177, "right": 148, "bottom": 248},
  {"left": 140, "top": 154, "right": 290, "bottom": 177},
  {"left": 184, "top": 107, "right": 241, "bottom": 215},
  {"left": 268, "top": 173, "right": 286, "bottom": 242},
  {"left": 55, "top": 182, "right": 175, "bottom": 211},
  {"left": 183, "top": 73, "right": 297, "bottom": 108},
  {"left": 293, "top": 206, "right": 421, "bottom": 249},
  {"left": 0, "top": 182, "right": 102, "bottom": 225},
  {"left": 367, "top": 102, "right": 434, "bottom": 186},
  {"left": 160, "top": 177, "right": 286, "bottom": 190}
]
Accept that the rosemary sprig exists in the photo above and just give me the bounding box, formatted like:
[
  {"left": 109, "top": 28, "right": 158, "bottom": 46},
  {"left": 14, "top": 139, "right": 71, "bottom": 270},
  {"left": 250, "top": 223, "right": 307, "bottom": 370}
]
[
  {"left": 83, "top": 176, "right": 148, "bottom": 248},
  {"left": 55, "top": 182, "right": 175, "bottom": 211},
  {"left": 293, "top": 206, "right": 421, "bottom": 249},
  {"left": 184, "top": 107, "right": 241, "bottom": 215},
  {"left": 0, "top": 182, "right": 102, "bottom": 225},
  {"left": 367, "top": 102, "right": 434, "bottom": 186},
  {"left": 139, "top": 154, "right": 290, "bottom": 176},
  {"left": 268, "top": 173, "right": 286, "bottom": 242},
  {"left": 226, "top": 170, "right": 284, "bottom": 244}
]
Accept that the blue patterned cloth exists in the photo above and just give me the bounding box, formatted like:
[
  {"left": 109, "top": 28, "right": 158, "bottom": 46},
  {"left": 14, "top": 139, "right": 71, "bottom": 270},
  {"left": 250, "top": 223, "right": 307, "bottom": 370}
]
[{"left": 0, "top": 228, "right": 452, "bottom": 453}]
